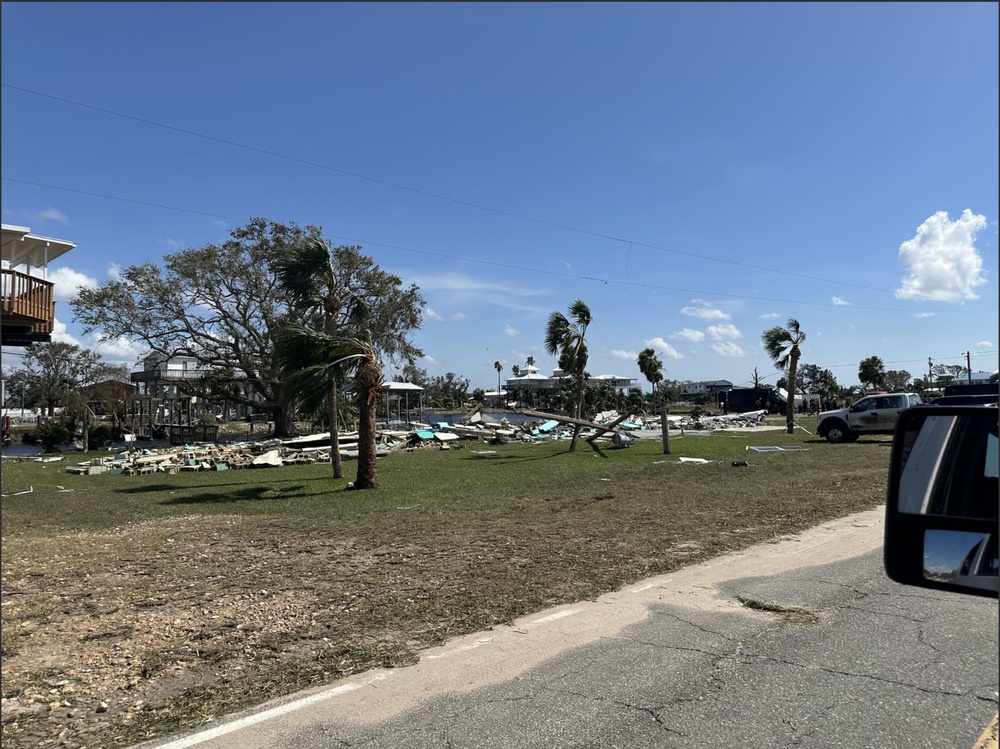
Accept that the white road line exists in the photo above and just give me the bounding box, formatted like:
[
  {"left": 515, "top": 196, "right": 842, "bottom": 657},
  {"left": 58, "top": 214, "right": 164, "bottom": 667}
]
[
  {"left": 150, "top": 681, "right": 368, "bottom": 749},
  {"left": 529, "top": 609, "right": 578, "bottom": 625}
]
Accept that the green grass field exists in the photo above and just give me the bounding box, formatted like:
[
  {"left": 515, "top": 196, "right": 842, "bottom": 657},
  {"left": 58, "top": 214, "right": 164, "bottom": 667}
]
[{"left": 0, "top": 419, "right": 892, "bottom": 749}]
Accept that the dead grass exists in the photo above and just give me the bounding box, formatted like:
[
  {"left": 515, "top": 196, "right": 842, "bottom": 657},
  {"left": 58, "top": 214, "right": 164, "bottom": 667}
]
[{"left": 0, "top": 421, "right": 891, "bottom": 748}]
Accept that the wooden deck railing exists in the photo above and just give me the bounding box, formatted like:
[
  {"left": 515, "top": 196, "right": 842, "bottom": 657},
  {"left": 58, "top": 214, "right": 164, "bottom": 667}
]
[{"left": 1, "top": 268, "right": 55, "bottom": 333}]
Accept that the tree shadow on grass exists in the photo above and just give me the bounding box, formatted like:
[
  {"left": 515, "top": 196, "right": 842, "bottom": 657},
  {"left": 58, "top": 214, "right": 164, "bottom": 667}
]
[
  {"left": 160, "top": 484, "right": 313, "bottom": 504},
  {"left": 116, "top": 476, "right": 340, "bottom": 495}
]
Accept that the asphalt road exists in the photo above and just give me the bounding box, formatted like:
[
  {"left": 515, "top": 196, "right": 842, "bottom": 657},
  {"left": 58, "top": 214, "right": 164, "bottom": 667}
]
[{"left": 139, "top": 508, "right": 998, "bottom": 749}]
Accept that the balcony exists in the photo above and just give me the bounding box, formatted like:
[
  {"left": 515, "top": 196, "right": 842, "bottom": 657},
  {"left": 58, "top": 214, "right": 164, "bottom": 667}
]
[
  {"left": 130, "top": 368, "right": 210, "bottom": 383},
  {"left": 1, "top": 269, "right": 55, "bottom": 345},
  {"left": 2, "top": 224, "right": 75, "bottom": 347}
]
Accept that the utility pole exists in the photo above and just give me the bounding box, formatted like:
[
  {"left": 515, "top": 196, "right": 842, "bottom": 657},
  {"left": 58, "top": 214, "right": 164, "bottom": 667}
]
[
  {"left": 966, "top": 351, "right": 973, "bottom": 384},
  {"left": 927, "top": 357, "right": 933, "bottom": 389}
]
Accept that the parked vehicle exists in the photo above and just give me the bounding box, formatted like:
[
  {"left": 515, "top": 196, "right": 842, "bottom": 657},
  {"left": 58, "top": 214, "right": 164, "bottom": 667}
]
[
  {"left": 927, "top": 381, "right": 999, "bottom": 406},
  {"left": 816, "top": 392, "right": 922, "bottom": 443},
  {"left": 717, "top": 387, "right": 786, "bottom": 415}
]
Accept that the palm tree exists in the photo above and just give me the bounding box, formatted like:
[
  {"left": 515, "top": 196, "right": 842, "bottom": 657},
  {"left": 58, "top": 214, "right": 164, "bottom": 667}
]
[
  {"left": 544, "top": 299, "right": 592, "bottom": 452},
  {"left": 858, "top": 356, "right": 886, "bottom": 392},
  {"left": 637, "top": 348, "right": 663, "bottom": 405},
  {"left": 275, "top": 238, "right": 360, "bottom": 479},
  {"left": 637, "top": 347, "right": 669, "bottom": 453},
  {"left": 494, "top": 361, "right": 503, "bottom": 410},
  {"left": 761, "top": 318, "right": 806, "bottom": 434},
  {"left": 277, "top": 322, "right": 383, "bottom": 490}
]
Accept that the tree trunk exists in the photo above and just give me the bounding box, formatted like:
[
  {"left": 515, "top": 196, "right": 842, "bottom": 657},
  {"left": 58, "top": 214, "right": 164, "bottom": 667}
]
[
  {"left": 786, "top": 356, "right": 798, "bottom": 434},
  {"left": 325, "top": 301, "right": 344, "bottom": 479},
  {"left": 352, "top": 358, "right": 380, "bottom": 490},
  {"left": 328, "top": 376, "right": 344, "bottom": 479},
  {"left": 660, "top": 391, "right": 670, "bottom": 454},
  {"left": 568, "top": 369, "right": 586, "bottom": 452},
  {"left": 272, "top": 403, "right": 295, "bottom": 438}
]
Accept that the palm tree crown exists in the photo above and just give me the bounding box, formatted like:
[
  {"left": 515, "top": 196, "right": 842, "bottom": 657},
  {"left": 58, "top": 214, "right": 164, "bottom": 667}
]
[{"left": 637, "top": 347, "right": 663, "bottom": 396}]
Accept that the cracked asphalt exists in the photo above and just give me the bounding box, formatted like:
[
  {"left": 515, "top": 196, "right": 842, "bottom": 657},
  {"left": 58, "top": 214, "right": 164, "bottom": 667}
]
[{"left": 138, "top": 508, "right": 998, "bottom": 749}]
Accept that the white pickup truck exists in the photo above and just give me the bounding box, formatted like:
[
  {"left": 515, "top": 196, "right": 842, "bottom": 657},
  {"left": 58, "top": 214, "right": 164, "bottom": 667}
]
[{"left": 816, "top": 392, "right": 923, "bottom": 443}]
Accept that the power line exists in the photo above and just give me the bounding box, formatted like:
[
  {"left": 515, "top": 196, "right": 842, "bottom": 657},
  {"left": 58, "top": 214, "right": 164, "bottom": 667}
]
[
  {"left": 2, "top": 175, "right": 994, "bottom": 316},
  {"left": 4, "top": 83, "right": 992, "bottom": 308},
  {"left": 2, "top": 178, "right": 247, "bottom": 222}
]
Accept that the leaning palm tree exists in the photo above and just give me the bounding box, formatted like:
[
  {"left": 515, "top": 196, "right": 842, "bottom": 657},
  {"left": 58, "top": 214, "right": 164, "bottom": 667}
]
[
  {"left": 275, "top": 238, "right": 360, "bottom": 479},
  {"left": 544, "top": 299, "right": 592, "bottom": 452},
  {"left": 762, "top": 318, "right": 806, "bottom": 434},
  {"left": 276, "top": 321, "right": 384, "bottom": 490},
  {"left": 637, "top": 347, "right": 669, "bottom": 454}
]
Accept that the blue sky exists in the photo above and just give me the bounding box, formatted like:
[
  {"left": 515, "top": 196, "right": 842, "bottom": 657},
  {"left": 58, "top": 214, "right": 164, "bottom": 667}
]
[{"left": 3, "top": 2, "right": 997, "bottom": 393}]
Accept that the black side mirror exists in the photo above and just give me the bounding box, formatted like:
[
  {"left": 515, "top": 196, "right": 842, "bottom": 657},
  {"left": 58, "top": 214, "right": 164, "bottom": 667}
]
[{"left": 884, "top": 406, "right": 999, "bottom": 596}]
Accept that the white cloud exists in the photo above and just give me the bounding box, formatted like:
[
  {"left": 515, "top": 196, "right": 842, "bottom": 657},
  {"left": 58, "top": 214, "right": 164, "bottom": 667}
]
[
  {"left": 611, "top": 349, "right": 638, "bottom": 360},
  {"left": 645, "top": 337, "right": 684, "bottom": 359},
  {"left": 759, "top": 312, "right": 781, "bottom": 319},
  {"left": 86, "top": 333, "right": 146, "bottom": 366},
  {"left": 832, "top": 297, "right": 851, "bottom": 306},
  {"left": 681, "top": 299, "right": 730, "bottom": 321},
  {"left": 425, "top": 308, "right": 444, "bottom": 321},
  {"left": 504, "top": 325, "right": 518, "bottom": 337},
  {"left": 32, "top": 207, "right": 70, "bottom": 225},
  {"left": 915, "top": 312, "right": 936, "bottom": 319},
  {"left": 451, "top": 312, "right": 468, "bottom": 321},
  {"left": 896, "top": 209, "right": 988, "bottom": 302},
  {"left": 672, "top": 328, "right": 705, "bottom": 342},
  {"left": 107, "top": 262, "right": 123, "bottom": 280},
  {"left": 706, "top": 323, "right": 741, "bottom": 341},
  {"left": 977, "top": 340, "right": 993, "bottom": 348},
  {"left": 421, "top": 354, "right": 438, "bottom": 365},
  {"left": 49, "top": 266, "right": 98, "bottom": 302},
  {"left": 710, "top": 341, "right": 746, "bottom": 357},
  {"left": 50, "top": 317, "right": 81, "bottom": 347}
]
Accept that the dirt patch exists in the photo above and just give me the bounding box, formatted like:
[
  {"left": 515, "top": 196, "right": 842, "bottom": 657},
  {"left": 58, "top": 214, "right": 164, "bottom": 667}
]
[{"left": 3, "top": 512, "right": 656, "bottom": 749}]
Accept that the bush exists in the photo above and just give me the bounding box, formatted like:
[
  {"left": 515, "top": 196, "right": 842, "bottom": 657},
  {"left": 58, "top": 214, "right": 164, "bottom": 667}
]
[
  {"left": 88, "top": 424, "right": 113, "bottom": 449},
  {"left": 35, "top": 421, "right": 72, "bottom": 452}
]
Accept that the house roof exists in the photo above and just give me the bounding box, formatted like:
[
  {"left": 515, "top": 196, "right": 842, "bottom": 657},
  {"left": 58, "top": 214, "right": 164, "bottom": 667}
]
[
  {"left": 381, "top": 381, "right": 424, "bottom": 392},
  {"left": 590, "top": 374, "right": 635, "bottom": 381},
  {"left": 1, "top": 224, "right": 76, "bottom": 268}
]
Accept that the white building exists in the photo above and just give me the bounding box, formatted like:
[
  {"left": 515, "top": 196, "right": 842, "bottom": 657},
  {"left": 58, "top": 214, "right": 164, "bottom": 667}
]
[{"left": 680, "top": 379, "right": 733, "bottom": 397}]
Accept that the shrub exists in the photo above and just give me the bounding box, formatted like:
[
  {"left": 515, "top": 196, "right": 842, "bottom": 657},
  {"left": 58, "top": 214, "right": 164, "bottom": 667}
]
[
  {"left": 88, "top": 424, "right": 113, "bottom": 449},
  {"left": 34, "top": 421, "right": 72, "bottom": 452}
]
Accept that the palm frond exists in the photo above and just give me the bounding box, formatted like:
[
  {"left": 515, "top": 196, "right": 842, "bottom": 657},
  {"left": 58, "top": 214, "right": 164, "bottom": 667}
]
[
  {"left": 568, "top": 298, "right": 592, "bottom": 328},
  {"left": 544, "top": 312, "right": 570, "bottom": 356},
  {"left": 275, "top": 238, "right": 335, "bottom": 307}
]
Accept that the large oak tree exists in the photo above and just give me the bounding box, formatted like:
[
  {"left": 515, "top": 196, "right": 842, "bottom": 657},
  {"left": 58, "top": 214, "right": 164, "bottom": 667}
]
[{"left": 71, "top": 218, "right": 423, "bottom": 438}]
